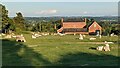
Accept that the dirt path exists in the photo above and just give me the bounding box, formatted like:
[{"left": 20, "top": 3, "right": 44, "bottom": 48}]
[{"left": 76, "top": 42, "right": 114, "bottom": 44}]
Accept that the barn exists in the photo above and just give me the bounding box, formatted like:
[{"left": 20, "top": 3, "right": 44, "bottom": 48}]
[{"left": 57, "top": 18, "right": 102, "bottom": 35}]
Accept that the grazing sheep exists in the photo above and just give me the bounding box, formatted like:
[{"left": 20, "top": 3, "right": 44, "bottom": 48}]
[
  {"left": 89, "top": 37, "right": 96, "bottom": 40},
  {"left": 12, "top": 35, "right": 17, "bottom": 38},
  {"left": 96, "top": 46, "right": 104, "bottom": 51},
  {"left": 34, "top": 33, "right": 42, "bottom": 37},
  {"left": 53, "top": 33, "right": 57, "bottom": 35},
  {"left": 110, "top": 33, "right": 114, "bottom": 36},
  {"left": 5, "top": 34, "right": 12, "bottom": 38},
  {"left": 79, "top": 34, "right": 83, "bottom": 40},
  {"left": 74, "top": 33, "right": 76, "bottom": 35},
  {"left": 83, "top": 35, "right": 86, "bottom": 37},
  {"left": 16, "top": 35, "right": 26, "bottom": 42},
  {"left": 99, "top": 35, "right": 101, "bottom": 39},
  {"left": 32, "top": 33, "right": 42, "bottom": 38},
  {"left": 41, "top": 33, "right": 49, "bottom": 36},
  {"left": 103, "top": 41, "right": 110, "bottom": 51},
  {"left": 1, "top": 33, "right": 6, "bottom": 36},
  {"left": 57, "top": 33, "right": 65, "bottom": 36},
  {"left": 32, "top": 35, "right": 36, "bottom": 38}
]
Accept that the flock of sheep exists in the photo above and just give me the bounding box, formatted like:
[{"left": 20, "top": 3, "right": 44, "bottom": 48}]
[
  {"left": 78, "top": 34, "right": 112, "bottom": 51},
  {"left": 0, "top": 32, "right": 116, "bottom": 52}
]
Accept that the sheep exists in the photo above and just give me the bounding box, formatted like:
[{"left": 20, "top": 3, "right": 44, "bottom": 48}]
[
  {"left": 57, "top": 32, "right": 65, "bottom": 36},
  {"left": 74, "top": 33, "right": 76, "bottom": 35},
  {"left": 83, "top": 35, "right": 86, "bottom": 37},
  {"left": 89, "top": 37, "right": 96, "bottom": 40},
  {"left": 16, "top": 35, "right": 26, "bottom": 42},
  {"left": 1, "top": 33, "right": 6, "bottom": 36},
  {"left": 41, "top": 33, "right": 49, "bottom": 36},
  {"left": 5, "top": 34, "right": 12, "bottom": 38},
  {"left": 103, "top": 41, "right": 110, "bottom": 51},
  {"left": 110, "top": 33, "right": 114, "bottom": 36},
  {"left": 53, "top": 33, "right": 57, "bottom": 35},
  {"left": 99, "top": 35, "right": 102, "bottom": 39},
  {"left": 79, "top": 34, "right": 83, "bottom": 40},
  {"left": 12, "top": 35, "right": 17, "bottom": 38},
  {"left": 96, "top": 46, "right": 104, "bottom": 51},
  {"left": 32, "top": 35, "right": 36, "bottom": 38},
  {"left": 34, "top": 33, "right": 42, "bottom": 37},
  {"left": 31, "top": 33, "right": 42, "bottom": 38}
]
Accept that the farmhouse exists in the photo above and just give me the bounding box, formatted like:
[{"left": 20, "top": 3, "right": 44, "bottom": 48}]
[{"left": 57, "top": 18, "right": 102, "bottom": 34}]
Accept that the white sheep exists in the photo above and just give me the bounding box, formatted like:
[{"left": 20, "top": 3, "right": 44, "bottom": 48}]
[
  {"left": 110, "top": 33, "right": 114, "bottom": 36},
  {"left": 89, "top": 37, "right": 96, "bottom": 40},
  {"left": 96, "top": 46, "right": 104, "bottom": 51},
  {"left": 1, "top": 33, "right": 6, "bottom": 36},
  {"left": 57, "top": 33, "right": 65, "bottom": 36},
  {"left": 99, "top": 35, "right": 101, "bottom": 38},
  {"left": 79, "top": 34, "right": 83, "bottom": 40},
  {"left": 103, "top": 41, "right": 110, "bottom": 51},
  {"left": 5, "top": 34, "right": 12, "bottom": 38},
  {"left": 12, "top": 35, "right": 17, "bottom": 38},
  {"left": 83, "top": 35, "right": 85, "bottom": 37},
  {"left": 32, "top": 35, "right": 36, "bottom": 38},
  {"left": 16, "top": 35, "right": 26, "bottom": 42}
]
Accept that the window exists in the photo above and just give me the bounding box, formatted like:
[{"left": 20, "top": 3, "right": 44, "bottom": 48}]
[{"left": 94, "top": 24, "right": 96, "bottom": 27}]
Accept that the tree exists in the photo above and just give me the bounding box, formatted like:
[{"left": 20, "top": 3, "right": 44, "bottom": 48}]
[
  {"left": 13, "top": 12, "right": 25, "bottom": 32},
  {"left": 0, "top": 4, "right": 15, "bottom": 33},
  {"left": 100, "top": 21, "right": 112, "bottom": 36}
]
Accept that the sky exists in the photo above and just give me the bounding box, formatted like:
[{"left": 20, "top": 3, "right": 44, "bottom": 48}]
[
  {"left": 1, "top": 2, "right": 118, "bottom": 17},
  {"left": 1, "top": 0, "right": 120, "bottom": 2}
]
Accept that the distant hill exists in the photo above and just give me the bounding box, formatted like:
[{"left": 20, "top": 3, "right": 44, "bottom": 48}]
[{"left": 23, "top": 16, "right": 118, "bottom": 24}]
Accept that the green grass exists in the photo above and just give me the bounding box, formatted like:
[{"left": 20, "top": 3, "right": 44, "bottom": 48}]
[{"left": 2, "top": 34, "right": 119, "bottom": 66}]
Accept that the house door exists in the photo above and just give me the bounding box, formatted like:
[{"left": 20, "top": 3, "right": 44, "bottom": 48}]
[{"left": 95, "top": 30, "right": 100, "bottom": 35}]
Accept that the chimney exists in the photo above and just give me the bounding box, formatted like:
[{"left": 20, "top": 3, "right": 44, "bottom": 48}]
[{"left": 61, "top": 18, "right": 63, "bottom": 23}]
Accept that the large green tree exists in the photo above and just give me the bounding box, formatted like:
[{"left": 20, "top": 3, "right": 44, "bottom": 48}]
[
  {"left": 0, "top": 4, "right": 15, "bottom": 33},
  {"left": 13, "top": 12, "right": 25, "bottom": 32}
]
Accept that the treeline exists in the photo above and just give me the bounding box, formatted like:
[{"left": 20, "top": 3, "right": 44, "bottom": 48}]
[
  {"left": 0, "top": 4, "right": 25, "bottom": 33},
  {"left": 0, "top": 4, "right": 119, "bottom": 35},
  {"left": 24, "top": 20, "right": 61, "bottom": 33}
]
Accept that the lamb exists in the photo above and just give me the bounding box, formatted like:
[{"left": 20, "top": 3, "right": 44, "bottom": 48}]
[
  {"left": 99, "top": 35, "right": 101, "bottom": 39},
  {"left": 5, "top": 34, "right": 12, "bottom": 38},
  {"left": 34, "top": 33, "right": 42, "bottom": 37},
  {"left": 103, "top": 41, "right": 110, "bottom": 51},
  {"left": 79, "top": 34, "right": 83, "bottom": 40},
  {"left": 32, "top": 33, "right": 42, "bottom": 38},
  {"left": 57, "top": 32, "right": 65, "bottom": 36},
  {"left": 83, "top": 35, "right": 86, "bottom": 37},
  {"left": 74, "top": 33, "right": 76, "bottom": 35},
  {"left": 16, "top": 35, "right": 26, "bottom": 42},
  {"left": 96, "top": 46, "right": 104, "bottom": 51},
  {"left": 1, "top": 33, "right": 6, "bottom": 36},
  {"left": 110, "top": 33, "right": 114, "bottom": 36},
  {"left": 89, "top": 37, "right": 96, "bottom": 40},
  {"left": 32, "top": 35, "right": 36, "bottom": 38},
  {"left": 53, "top": 33, "right": 57, "bottom": 35},
  {"left": 12, "top": 35, "right": 17, "bottom": 38}
]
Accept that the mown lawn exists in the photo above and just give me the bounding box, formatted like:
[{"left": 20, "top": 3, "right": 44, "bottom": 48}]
[{"left": 2, "top": 34, "right": 119, "bottom": 66}]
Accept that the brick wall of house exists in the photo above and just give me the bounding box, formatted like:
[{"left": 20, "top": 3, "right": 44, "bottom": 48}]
[{"left": 89, "top": 21, "right": 102, "bottom": 33}]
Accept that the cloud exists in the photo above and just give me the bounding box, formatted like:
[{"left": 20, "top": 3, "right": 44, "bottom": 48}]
[
  {"left": 36, "top": 9, "right": 57, "bottom": 15},
  {"left": 83, "top": 11, "right": 88, "bottom": 14}
]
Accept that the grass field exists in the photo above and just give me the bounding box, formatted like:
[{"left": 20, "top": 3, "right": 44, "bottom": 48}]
[{"left": 1, "top": 34, "right": 119, "bottom": 66}]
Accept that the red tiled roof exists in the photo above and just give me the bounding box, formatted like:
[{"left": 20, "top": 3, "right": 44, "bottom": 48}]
[{"left": 63, "top": 22, "right": 86, "bottom": 28}]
